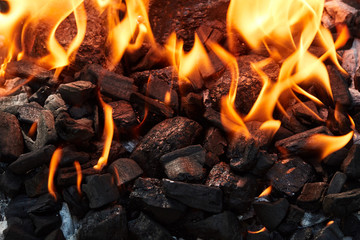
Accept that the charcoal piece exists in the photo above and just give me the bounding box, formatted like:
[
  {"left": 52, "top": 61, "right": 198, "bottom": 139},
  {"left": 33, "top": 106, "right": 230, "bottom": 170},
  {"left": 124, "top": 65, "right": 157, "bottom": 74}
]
[
  {"left": 69, "top": 104, "right": 93, "bottom": 119},
  {"left": 23, "top": 110, "right": 57, "bottom": 151},
  {"left": 290, "top": 228, "right": 313, "bottom": 240},
  {"left": 55, "top": 112, "right": 94, "bottom": 144},
  {"left": 203, "top": 107, "right": 224, "bottom": 130},
  {"left": 251, "top": 151, "right": 277, "bottom": 176},
  {"left": 297, "top": 182, "right": 327, "bottom": 211},
  {"left": 130, "top": 116, "right": 202, "bottom": 177},
  {"left": 29, "top": 86, "right": 52, "bottom": 106},
  {"left": 44, "top": 94, "right": 67, "bottom": 117},
  {"left": 5, "top": 195, "right": 37, "bottom": 219},
  {"left": 15, "top": 102, "right": 44, "bottom": 123},
  {"left": 0, "top": 93, "right": 29, "bottom": 111},
  {"left": 82, "top": 174, "right": 119, "bottom": 209},
  {"left": 130, "top": 66, "right": 178, "bottom": 90},
  {"left": 327, "top": 107, "right": 352, "bottom": 135},
  {"left": 160, "top": 145, "right": 205, "bottom": 182},
  {"left": 181, "top": 92, "right": 204, "bottom": 121},
  {"left": 108, "top": 158, "right": 143, "bottom": 187},
  {"left": 44, "top": 229, "right": 65, "bottom": 240},
  {"left": 59, "top": 146, "right": 90, "bottom": 167},
  {"left": 0, "top": 169, "right": 22, "bottom": 197},
  {"left": 253, "top": 198, "right": 289, "bottom": 231},
  {"left": 0, "top": 111, "right": 24, "bottom": 162},
  {"left": 2, "top": 77, "right": 30, "bottom": 96},
  {"left": 62, "top": 186, "right": 89, "bottom": 218},
  {"left": 57, "top": 81, "right": 96, "bottom": 106},
  {"left": 129, "top": 178, "right": 186, "bottom": 224},
  {"left": 9, "top": 145, "right": 56, "bottom": 174},
  {"left": 341, "top": 144, "right": 360, "bottom": 179},
  {"left": 342, "top": 214, "right": 360, "bottom": 239},
  {"left": 162, "top": 178, "right": 222, "bottom": 213},
  {"left": 128, "top": 212, "right": 172, "bottom": 240},
  {"left": 184, "top": 211, "right": 241, "bottom": 240},
  {"left": 3, "top": 222, "right": 40, "bottom": 240},
  {"left": 206, "top": 162, "right": 257, "bottom": 213},
  {"left": 324, "top": 0, "right": 357, "bottom": 24},
  {"left": 292, "top": 101, "right": 325, "bottom": 126},
  {"left": 108, "top": 100, "right": 137, "bottom": 128},
  {"left": 29, "top": 213, "right": 61, "bottom": 236},
  {"left": 130, "top": 92, "right": 174, "bottom": 119},
  {"left": 314, "top": 222, "right": 344, "bottom": 240},
  {"left": 323, "top": 188, "right": 360, "bottom": 217},
  {"left": 275, "top": 126, "right": 332, "bottom": 158},
  {"left": 327, "top": 171, "right": 347, "bottom": 195},
  {"left": 27, "top": 194, "right": 62, "bottom": 215},
  {"left": 91, "top": 140, "right": 126, "bottom": 164},
  {"left": 355, "top": 68, "right": 360, "bottom": 91},
  {"left": 77, "top": 205, "right": 127, "bottom": 240},
  {"left": 323, "top": 148, "right": 348, "bottom": 167},
  {"left": 278, "top": 204, "right": 305, "bottom": 235},
  {"left": 205, "top": 151, "right": 221, "bottom": 168},
  {"left": 281, "top": 107, "right": 309, "bottom": 133},
  {"left": 24, "top": 166, "right": 49, "bottom": 197},
  {"left": 57, "top": 166, "right": 99, "bottom": 187},
  {"left": 203, "top": 127, "right": 227, "bottom": 156},
  {"left": 267, "top": 157, "right": 314, "bottom": 196}
]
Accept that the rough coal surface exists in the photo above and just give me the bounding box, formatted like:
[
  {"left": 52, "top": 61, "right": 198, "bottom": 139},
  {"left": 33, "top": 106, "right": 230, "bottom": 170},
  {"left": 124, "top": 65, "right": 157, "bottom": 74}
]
[
  {"left": 108, "top": 158, "right": 144, "bottom": 187},
  {"left": 0, "top": 169, "right": 22, "bottom": 197},
  {"left": 296, "top": 182, "right": 327, "bottom": 211},
  {"left": 341, "top": 144, "right": 360, "bottom": 179},
  {"left": 57, "top": 80, "right": 96, "bottom": 106},
  {"left": 253, "top": 198, "right": 289, "bottom": 231},
  {"left": 323, "top": 188, "right": 360, "bottom": 217},
  {"left": 327, "top": 171, "right": 347, "bottom": 195},
  {"left": 108, "top": 100, "right": 138, "bottom": 128}
]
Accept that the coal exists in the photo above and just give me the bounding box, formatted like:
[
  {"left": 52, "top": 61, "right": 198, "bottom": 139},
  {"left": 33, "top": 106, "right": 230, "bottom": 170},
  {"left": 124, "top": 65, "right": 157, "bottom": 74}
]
[
  {"left": 59, "top": 146, "right": 90, "bottom": 167},
  {"left": 29, "top": 86, "right": 52, "bottom": 106},
  {"left": 0, "top": 170, "right": 22, "bottom": 197},
  {"left": 12, "top": 102, "right": 44, "bottom": 123},
  {"left": 130, "top": 66, "right": 178, "bottom": 90},
  {"left": 129, "top": 178, "right": 186, "bottom": 223},
  {"left": 277, "top": 204, "right": 305, "bottom": 235},
  {"left": 267, "top": 157, "right": 315, "bottom": 196},
  {"left": 128, "top": 212, "right": 172, "bottom": 240},
  {"left": 3, "top": 222, "right": 40, "bottom": 240},
  {"left": 184, "top": 211, "right": 242, "bottom": 240},
  {"left": 68, "top": 104, "right": 94, "bottom": 119},
  {"left": 77, "top": 205, "right": 127, "bottom": 240},
  {"left": 44, "top": 94, "right": 67, "bottom": 117},
  {"left": 314, "top": 222, "right": 344, "bottom": 240},
  {"left": 162, "top": 178, "right": 223, "bottom": 213},
  {"left": 44, "top": 229, "right": 65, "bottom": 240},
  {"left": 203, "top": 127, "right": 227, "bottom": 156},
  {"left": 341, "top": 144, "right": 360, "bottom": 178},
  {"left": 206, "top": 162, "right": 257, "bottom": 213},
  {"left": 251, "top": 151, "right": 277, "bottom": 176},
  {"left": 253, "top": 198, "right": 289, "bottom": 231},
  {"left": 108, "top": 100, "right": 137, "bottom": 128},
  {"left": 181, "top": 92, "right": 204, "bottom": 121},
  {"left": 296, "top": 182, "right": 327, "bottom": 211},
  {"left": 0, "top": 93, "right": 29, "bottom": 111},
  {"left": 24, "top": 166, "right": 49, "bottom": 197},
  {"left": 130, "top": 116, "right": 202, "bottom": 177},
  {"left": 323, "top": 148, "right": 349, "bottom": 167},
  {"left": 9, "top": 145, "right": 56, "bottom": 174},
  {"left": 108, "top": 158, "right": 143, "bottom": 187},
  {"left": 327, "top": 171, "right": 347, "bottom": 195},
  {"left": 247, "top": 228, "right": 270, "bottom": 240},
  {"left": 5, "top": 195, "right": 37, "bottom": 219},
  {"left": 57, "top": 165, "right": 98, "bottom": 187},
  {"left": 323, "top": 188, "right": 360, "bottom": 217},
  {"left": 27, "top": 194, "right": 62, "bottom": 215},
  {"left": 57, "top": 81, "right": 96, "bottom": 106},
  {"left": 203, "top": 107, "right": 225, "bottom": 130},
  {"left": 290, "top": 228, "right": 313, "bottom": 240},
  {"left": 82, "top": 174, "right": 119, "bottom": 209},
  {"left": 228, "top": 136, "right": 259, "bottom": 172},
  {"left": 62, "top": 186, "right": 89, "bottom": 218},
  {"left": 342, "top": 214, "right": 360, "bottom": 239},
  {"left": 0, "top": 111, "right": 24, "bottom": 162},
  {"left": 291, "top": 101, "right": 325, "bottom": 126},
  {"left": 160, "top": 145, "right": 205, "bottom": 182},
  {"left": 29, "top": 213, "right": 61, "bottom": 236}
]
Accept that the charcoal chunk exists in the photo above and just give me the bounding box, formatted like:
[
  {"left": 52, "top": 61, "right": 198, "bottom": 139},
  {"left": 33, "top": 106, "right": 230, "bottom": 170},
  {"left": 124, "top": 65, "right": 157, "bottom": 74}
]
[
  {"left": 163, "top": 179, "right": 223, "bottom": 213},
  {"left": 0, "top": 111, "right": 24, "bottom": 162},
  {"left": 0, "top": 170, "right": 22, "bottom": 197},
  {"left": 160, "top": 145, "right": 205, "bottom": 182},
  {"left": 44, "top": 94, "right": 67, "bottom": 117},
  {"left": 5, "top": 195, "right": 37, "bottom": 219},
  {"left": 290, "top": 228, "right": 313, "bottom": 240},
  {"left": 253, "top": 198, "right": 289, "bottom": 231},
  {"left": 130, "top": 116, "right": 202, "bottom": 177},
  {"left": 108, "top": 158, "right": 143, "bottom": 187},
  {"left": 314, "top": 222, "right": 344, "bottom": 240},
  {"left": 228, "top": 136, "right": 259, "bottom": 172},
  {"left": 57, "top": 81, "right": 96, "bottom": 106},
  {"left": 342, "top": 214, "right": 360, "bottom": 239},
  {"left": 3, "top": 222, "right": 40, "bottom": 240},
  {"left": 203, "top": 127, "right": 227, "bottom": 156},
  {"left": 62, "top": 186, "right": 89, "bottom": 218},
  {"left": 29, "top": 86, "right": 52, "bottom": 106},
  {"left": 27, "top": 194, "right": 62, "bottom": 215},
  {"left": 108, "top": 100, "right": 137, "bottom": 128},
  {"left": 267, "top": 157, "right": 315, "bottom": 196},
  {"left": 59, "top": 146, "right": 90, "bottom": 167},
  {"left": 0, "top": 93, "right": 29, "bottom": 111},
  {"left": 327, "top": 171, "right": 347, "bottom": 195},
  {"left": 24, "top": 166, "right": 49, "bottom": 197},
  {"left": 128, "top": 212, "right": 172, "bottom": 240},
  {"left": 77, "top": 205, "right": 127, "bottom": 240},
  {"left": 82, "top": 174, "right": 119, "bottom": 209},
  {"left": 130, "top": 92, "right": 174, "bottom": 119},
  {"left": 297, "top": 182, "right": 327, "bottom": 211},
  {"left": 323, "top": 188, "right": 360, "bottom": 217},
  {"left": 29, "top": 213, "right": 61, "bottom": 236},
  {"left": 341, "top": 144, "right": 360, "bottom": 179},
  {"left": 44, "top": 229, "right": 65, "bottom": 240}
]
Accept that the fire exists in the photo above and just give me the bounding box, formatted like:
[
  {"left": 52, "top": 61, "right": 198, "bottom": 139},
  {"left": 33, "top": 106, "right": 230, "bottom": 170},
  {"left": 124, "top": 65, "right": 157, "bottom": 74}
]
[
  {"left": 327, "top": 220, "right": 334, "bottom": 226},
  {"left": 74, "top": 161, "right": 82, "bottom": 195},
  {"left": 27, "top": 121, "right": 38, "bottom": 138},
  {"left": 248, "top": 227, "right": 267, "bottom": 234},
  {"left": 258, "top": 186, "right": 272, "bottom": 198},
  {"left": 48, "top": 147, "right": 62, "bottom": 200}
]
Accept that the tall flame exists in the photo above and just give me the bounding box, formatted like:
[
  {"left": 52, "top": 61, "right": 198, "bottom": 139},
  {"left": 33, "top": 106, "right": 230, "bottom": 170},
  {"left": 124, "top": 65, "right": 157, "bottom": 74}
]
[
  {"left": 74, "top": 161, "right": 82, "bottom": 195},
  {"left": 48, "top": 147, "right": 62, "bottom": 200}
]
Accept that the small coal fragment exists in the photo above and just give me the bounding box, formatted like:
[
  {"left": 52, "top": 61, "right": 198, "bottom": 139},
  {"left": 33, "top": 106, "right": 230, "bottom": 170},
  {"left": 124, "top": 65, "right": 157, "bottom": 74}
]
[
  {"left": 44, "top": 94, "right": 67, "bottom": 117},
  {"left": 160, "top": 145, "right": 205, "bottom": 182},
  {"left": 59, "top": 146, "right": 90, "bottom": 167},
  {"left": 0, "top": 93, "right": 28, "bottom": 111},
  {"left": 341, "top": 144, "right": 360, "bottom": 179},
  {"left": 57, "top": 80, "right": 96, "bottom": 106},
  {"left": 314, "top": 222, "right": 344, "bottom": 240},
  {"left": 82, "top": 174, "right": 119, "bottom": 209},
  {"left": 323, "top": 148, "right": 348, "bottom": 167},
  {"left": 0, "top": 169, "right": 22, "bottom": 197},
  {"left": 203, "top": 127, "right": 227, "bottom": 156},
  {"left": 228, "top": 136, "right": 259, "bottom": 172},
  {"left": 5, "top": 195, "right": 37, "bottom": 219},
  {"left": 130, "top": 116, "right": 202, "bottom": 177},
  {"left": 130, "top": 92, "right": 174, "bottom": 119},
  {"left": 290, "top": 228, "right": 313, "bottom": 240},
  {"left": 130, "top": 66, "right": 178, "bottom": 90},
  {"left": 29, "top": 213, "right": 61, "bottom": 236},
  {"left": 57, "top": 164, "right": 98, "bottom": 187},
  {"left": 91, "top": 140, "right": 126, "bottom": 164},
  {"left": 163, "top": 178, "right": 223, "bottom": 213},
  {"left": 62, "top": 186, "right": 89, "bottom": 218},
  {"left": 69, "top": 104, "right": 93, "bottom": 119},
  {"left": 128, "top": 212, "right": 172, "bottom": 240},
  {"left": 9, "top": 145, "right": 56, "bottom": 174},
  {"left": 327, "top": 107, "right": 352, "bottom": 135},
  {"left": 108, "top": 158, "right": 143, "bottom": 187},
  {"left": 253, "top": 198, "right": 289, "bottom": 231},
  {"left": 129, "top": 178, "right": 186, "bottom": 223},
  {"left": 0, "top": 111, "right": 24, "bottom": 162},
  {"left": 297, "top": 182, "right": 327, "bottom": 211},
  {"left": 44, "top": 229, "right": 65, "bottom": 240},
  {"left": 267, "top": 157, "right": 315, "bottom": 196},
  {"left": 24, "top": 166, "right": 49, "bottom": 197},
  {"left": 108, "top": 100, "right": 137, "bottom": 128},
  {"left": 342, "top": 214, "right": 360, "bottom": 239},
  {"left": 77, "top": 205, "right": 127, "bottom": 240},
  {"left": 14, "top": 102, "right": 44, "bottom": 123},
  {"left": 184, "top": 211, "right": 242, "bottom": 240},
  {"left": 181, "top": 92, "right": 204, "bottom": 121},
  {"left": 292, "top": 101, "right": 325, "bottom": 126},
  {"left": 55, "top": 112, "right": 94, "bottom": 144},
  {"left": 251, "top": 151, "right": 277, "bottom": 176},
  {"left": 27, "top": 194, "right": 62, "bottom": 215},
  {"left": 278, "top": 204, "right": 305, "bottom": 235},
  {"left": 29, "top": 86, "right": 52, "bottom": 106},
  {"left": 205, "top": 151, "right": 221, "bottom": 168},
  {"left": 323, "top": 188, "right": 360, "bottom": 217},
  {"left": 206, "top": 162, "right": 257, "bottom": 213},
  {"left": 203, "top": 107, "right": 224, "bottom": 131},
  {"left": 3, "top": 221, "right": 40, "bottom": 240},
  {"left": 327, "top": 171, "right": 347, "bottom": 195}
]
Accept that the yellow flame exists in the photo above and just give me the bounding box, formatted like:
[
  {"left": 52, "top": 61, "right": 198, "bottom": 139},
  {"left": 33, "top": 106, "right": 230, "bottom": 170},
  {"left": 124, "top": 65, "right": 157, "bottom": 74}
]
[
  {"left": 258, "top": 186, "right": 272, "bottom": 198},
  {"left": 27, "top": 121, "right": 38, "bottom": 138},
  {"left": 74, "top": 161, "right": 82, "bottom": 195},
  {"left": 48, "top": 147, "right": 62, "bottom": 200},
  {"left": 248, "top": 227, "right": 267, "bottom": 234}
]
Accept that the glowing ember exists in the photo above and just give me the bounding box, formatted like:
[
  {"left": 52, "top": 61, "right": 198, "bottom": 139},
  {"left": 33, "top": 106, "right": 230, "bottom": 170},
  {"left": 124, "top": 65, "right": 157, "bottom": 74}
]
[
  {"left": 74, "top": 161, "right": 82, "bottom": 195},
  {"left": 258, "top": 186, "right": 272, "bottom": 198},
  {"left": 48, "top": 147, "right": 62, "bottom": 200},
  {"left": 327, "top": 220, "right": 334, "bottom": 226},
  {"left": 248, "top": 227, "right": 267, "bottom": 234}
]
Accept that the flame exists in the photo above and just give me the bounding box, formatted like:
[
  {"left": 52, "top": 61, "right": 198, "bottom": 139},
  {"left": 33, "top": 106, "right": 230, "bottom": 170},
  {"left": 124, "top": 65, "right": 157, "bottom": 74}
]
[
  {"left": 74, "top": 161, "right": 82, "bottom": 195},
  {"left": 327, "top": 220, "right": 334, "bottom": 226},
  {"left": 27, "top": 121, "right": 38, "bottom": 138},
  {"left": 258, "top": 186, "right": 272, "bottom": 198},
  {"left": 48, "top": 147, "right": 62, "bottom": 200},
  {"left": 164, "top": 91, "right": 171, "bottom": 106},
  {"left": 248, "top": 227, "right": 267, "bottom": 234}
]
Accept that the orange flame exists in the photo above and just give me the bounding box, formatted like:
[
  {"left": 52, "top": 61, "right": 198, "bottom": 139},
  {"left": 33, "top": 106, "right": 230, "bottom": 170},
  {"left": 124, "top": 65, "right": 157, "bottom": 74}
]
[
  {"left": 27, "top": 121, "right": 38, "bottom": 138},
  {"left": 258, "top": 186, "right": 272, "bottom": 198},
  {"left": 248, "top": 227, "right": 267, "bottom": 234},
  {"left": 48, "top": 147, "right": 62, "bottom": 200},
  {"left": 73, "top": 161, "right": 82, "bottom": 195},
  {"left": 327, "top": 220, "right": 334, "bottom": 226}
]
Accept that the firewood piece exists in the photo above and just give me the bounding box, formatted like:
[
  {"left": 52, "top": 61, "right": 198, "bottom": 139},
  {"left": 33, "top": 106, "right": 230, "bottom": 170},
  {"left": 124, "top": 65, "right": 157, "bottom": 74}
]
[
  {"left": 77, "top": 205, "right": 127, "bottom": 240},
  {"left": 9, "top": 145, "right": 56, "bottom": 174},
  {"left": 82, "top": 174, "right": 119, "bottom": 209},
  {"left": 203, "top": 127, "right": 227, "bottom": 156},
  {"left": 108, "top": 100, "right": 137, "bottom": 128},
  {"left": 57, "top": 81, "right": 96, "bottom": 106},
  {"left": 108, "top": 158, "right": 143, "bottom": 187},
  {"left": 327, "top": 171, "right": 347, "bottom": 195},
  {"left": 267, "top": 157, "right": 315, "bottom": 196},
  {"left": 130, "top": 116, "right": 202, "bottom": 177},
  {"left": 129, "top": 178, "right": 187, "bottom": 224},
  {"left": 323, "top": 188, "right": 360, "bottom": 217},
  {"left": 160, "top": 145, "right": 205, "bottom": 182},
  {"left": 162, "top": 178, "right": 223, "bottom": 213},
  {"left": 0, "top": 170, "right": 22, "bottom": 197},
  {"left": 24, "top": 166, "right": 49, "bottom": 198},
  {"left": 206, "top": 162, "right": 257, "bottom": 213},
  {"left": 296, "top": 182, "right": 327, "bottom": 211},
  {"left": 341, "top": 144, "right": 360, "bottom": 179},
  {"left": 253, "top": 198, "right": 289, "bottom": 231},
  {"left": 0, "top": 111, "right": 24, "bottom": 162},
  {"left": 128, "top": 212, "right": 172, "bottom": 240}
]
